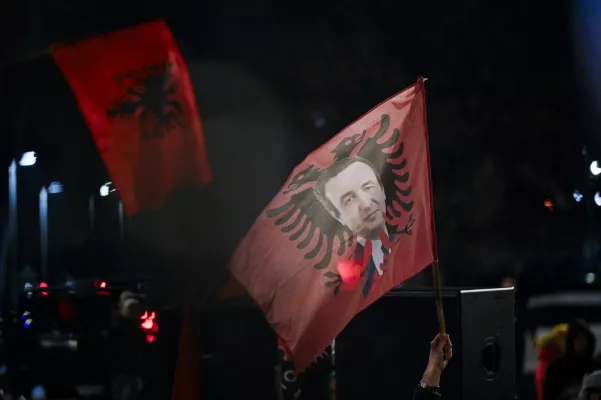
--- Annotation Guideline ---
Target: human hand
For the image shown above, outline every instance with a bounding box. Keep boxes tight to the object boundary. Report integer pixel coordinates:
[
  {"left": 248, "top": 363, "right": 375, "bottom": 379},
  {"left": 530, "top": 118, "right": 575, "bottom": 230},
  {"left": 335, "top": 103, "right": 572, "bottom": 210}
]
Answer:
[{"left": 421, "top": 333, "right": 453, "bottom": 387}]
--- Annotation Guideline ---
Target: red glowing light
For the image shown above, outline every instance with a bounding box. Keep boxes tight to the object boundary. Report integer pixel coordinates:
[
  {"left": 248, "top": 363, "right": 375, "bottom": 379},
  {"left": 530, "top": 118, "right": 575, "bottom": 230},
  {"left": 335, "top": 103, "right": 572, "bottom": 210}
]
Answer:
[
  {"left": 336, "top": 260, "right": 365, "bottom": 291},
  {"left": 140, "top": 310, "right": 155, "bottom": 321},
  {"left": 145, "top": 334, "right": 157, "bottom": 343},
  {"left": 140, "top": 309, "right": 159, "bottom": 333},
  {"left": 141, "top": 319, "right": 154, "bottom": 330},
  {"left": 39, "top": 282, "right": 48, "bottom": 296},
  {"left": 544, "top": 199, "right": 554, "bottom": 211},
  {"left": 99, "top": 281, "right": 107, "bottom": 288}
]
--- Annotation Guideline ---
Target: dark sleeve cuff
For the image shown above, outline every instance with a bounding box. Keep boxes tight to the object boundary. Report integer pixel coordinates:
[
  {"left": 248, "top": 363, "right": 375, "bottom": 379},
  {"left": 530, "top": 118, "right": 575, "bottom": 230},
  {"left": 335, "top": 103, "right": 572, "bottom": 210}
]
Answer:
[{"left": 413, "top": 385, "right": 442, "bottom": 400}]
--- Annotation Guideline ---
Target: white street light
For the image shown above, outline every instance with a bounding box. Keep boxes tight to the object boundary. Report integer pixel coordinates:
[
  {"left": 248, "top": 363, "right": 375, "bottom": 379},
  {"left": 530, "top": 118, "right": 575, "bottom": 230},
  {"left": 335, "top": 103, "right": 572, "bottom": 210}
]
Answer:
[
  {"left": 586, "top": 273, "right": 596, "bottom": 284},
  {"left": 595, "top": 192, "right": 601, "bottom": 206},
  {"left": 591, "top": 161, "right": 601, "bottom": 176},
  {"left": 19, "top": 151, "right": 37, "bottom": 167},
  {"left": 99, "top": 182, "right": 115, "bottom": 197},
  {"left": 99, "top": 184, "right": 109, "bottom": 197},
  {"left": 48, "top": 181, "right": 63, "bottom": 194}
]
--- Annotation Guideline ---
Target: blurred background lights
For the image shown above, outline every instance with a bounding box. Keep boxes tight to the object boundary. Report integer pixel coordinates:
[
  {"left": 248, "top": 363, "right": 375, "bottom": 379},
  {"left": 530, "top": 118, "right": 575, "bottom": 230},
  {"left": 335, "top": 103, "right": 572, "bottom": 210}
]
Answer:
[
  {"left": 595, "top": 192, "right": 601, "bottom": 207},
  {"left": 48, "top": 181, "right": 63, "bottom": 194},
  {"left": 591, "top": 161, "right": 601, "bottom": 176},
  {"left": 19, "top": 151, "right": 37, "bottom": 166},
  {"left": 99, "top": 182, "right": 115, "bottom": 197},
  {"left": 39, "top": 282, "right": 48, "bottom": 296},
  {"left": 573, "top": 190, "right": 583, "bottom": 202},
  {"left": 585, "top": 272, "right": 596, "bottom": 284}
]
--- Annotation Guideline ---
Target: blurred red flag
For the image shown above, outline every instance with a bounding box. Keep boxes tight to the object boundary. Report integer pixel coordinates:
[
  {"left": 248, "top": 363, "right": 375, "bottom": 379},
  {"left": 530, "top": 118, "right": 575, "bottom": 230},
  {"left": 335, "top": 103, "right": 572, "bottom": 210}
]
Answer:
[
  {"left": 52, "top": 20, "right": 212, "bottom": 214},
  {"left": 229, "top": 78, "right": 437, "bottom": 372},
  {"left": 171, "top": 306, "right": 202, "bottom": 400}
]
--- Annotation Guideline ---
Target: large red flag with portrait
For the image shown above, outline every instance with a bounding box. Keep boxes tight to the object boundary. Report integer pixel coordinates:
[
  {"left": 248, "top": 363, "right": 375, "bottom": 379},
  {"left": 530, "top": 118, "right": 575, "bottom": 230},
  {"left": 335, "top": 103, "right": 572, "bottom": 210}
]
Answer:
[
  {"left": 52, "top": 20, "right": 212, "bottom": 214},
  {"left": 229, "top": 78, "right": 437, "bottom": 372}
]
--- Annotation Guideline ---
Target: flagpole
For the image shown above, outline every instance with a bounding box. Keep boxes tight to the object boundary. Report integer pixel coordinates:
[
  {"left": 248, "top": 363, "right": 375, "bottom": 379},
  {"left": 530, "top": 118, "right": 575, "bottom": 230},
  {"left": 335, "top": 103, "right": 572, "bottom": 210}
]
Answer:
[
  {"left": 420, "top": 76, "right": 447, "bottom": 334},
  {"left": 39, "top": 187, "right": 48, "bottom": 280},
  {"left": 432, "top": 261, "right": 446, "bottom": 334}
]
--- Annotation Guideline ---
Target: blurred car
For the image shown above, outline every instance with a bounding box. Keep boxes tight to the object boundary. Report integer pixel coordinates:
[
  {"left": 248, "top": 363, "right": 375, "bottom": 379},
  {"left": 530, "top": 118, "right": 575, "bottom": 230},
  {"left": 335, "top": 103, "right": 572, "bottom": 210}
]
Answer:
[{"left": 3, "top": 280, "right": 157, "bottom": 400}]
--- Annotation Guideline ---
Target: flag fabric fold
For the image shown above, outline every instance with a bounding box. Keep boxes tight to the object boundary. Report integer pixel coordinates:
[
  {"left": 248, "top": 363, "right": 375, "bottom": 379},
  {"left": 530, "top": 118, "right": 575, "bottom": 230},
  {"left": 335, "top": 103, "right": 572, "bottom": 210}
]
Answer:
[
  {"left": 52, "top": 20, "right": 212, "bottom": 215},
  {"left": 229, "top": 78, "right": 436, "bottom": 372},
  {"left": 170, "top": 306, "right": 202, "bottom": 400}
]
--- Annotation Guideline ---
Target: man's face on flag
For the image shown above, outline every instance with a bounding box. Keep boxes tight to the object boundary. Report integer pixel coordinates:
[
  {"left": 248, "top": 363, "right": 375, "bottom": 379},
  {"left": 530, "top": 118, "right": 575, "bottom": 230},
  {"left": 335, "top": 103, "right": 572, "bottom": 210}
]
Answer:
[{"left": 324, "top": 160, "right": 386, "bottom": 239}]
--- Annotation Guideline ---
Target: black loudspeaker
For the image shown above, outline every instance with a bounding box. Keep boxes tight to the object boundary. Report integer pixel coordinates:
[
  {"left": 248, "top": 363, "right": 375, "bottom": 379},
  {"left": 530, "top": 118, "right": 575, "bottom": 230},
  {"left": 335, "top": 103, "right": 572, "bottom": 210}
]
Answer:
[{"left": 336, "top": 288, "right": 514, "bottom": 400}]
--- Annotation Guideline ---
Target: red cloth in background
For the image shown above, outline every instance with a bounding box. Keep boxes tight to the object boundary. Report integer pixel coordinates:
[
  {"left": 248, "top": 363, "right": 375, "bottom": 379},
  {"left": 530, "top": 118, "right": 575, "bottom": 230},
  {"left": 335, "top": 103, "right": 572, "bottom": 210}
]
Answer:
[
  {"left": 52, "top": 20, "right": 212, "bottom": 215},
  {"left": 170, "top": 307, "right": 202, "bottom": 400},
  {"left": 536, "top": 347, "right": 562, "bottom": 400}
]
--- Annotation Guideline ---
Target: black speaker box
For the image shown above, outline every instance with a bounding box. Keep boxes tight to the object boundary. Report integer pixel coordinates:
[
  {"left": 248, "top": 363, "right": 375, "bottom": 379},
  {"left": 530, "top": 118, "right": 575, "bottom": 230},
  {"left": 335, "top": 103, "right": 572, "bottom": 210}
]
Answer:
[{"left": 336, "top": 287, "right": 515, "bottom": 400}]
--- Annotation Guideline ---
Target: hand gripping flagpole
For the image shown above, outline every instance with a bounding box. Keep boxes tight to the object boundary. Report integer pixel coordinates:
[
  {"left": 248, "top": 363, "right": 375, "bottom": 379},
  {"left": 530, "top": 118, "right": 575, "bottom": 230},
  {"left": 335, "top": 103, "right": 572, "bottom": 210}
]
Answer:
[{"left": 420, "top": 76, "right": 446, "bottom": 335}]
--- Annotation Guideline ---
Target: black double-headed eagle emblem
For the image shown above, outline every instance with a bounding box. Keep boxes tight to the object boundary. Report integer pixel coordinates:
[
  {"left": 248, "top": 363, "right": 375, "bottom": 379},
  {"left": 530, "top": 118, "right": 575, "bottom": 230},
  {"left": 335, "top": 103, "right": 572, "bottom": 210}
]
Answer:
[{"left": 107, "top": 70, "right": 184, "bottom": 139}]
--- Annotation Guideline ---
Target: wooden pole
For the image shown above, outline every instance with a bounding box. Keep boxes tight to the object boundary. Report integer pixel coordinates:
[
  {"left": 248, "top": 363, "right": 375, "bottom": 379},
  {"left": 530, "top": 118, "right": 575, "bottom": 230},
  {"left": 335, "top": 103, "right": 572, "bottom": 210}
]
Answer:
[
  {"left": 432, "top": 261, "right": 446, "bottom": 334},
  {"left": 420, "top": 76, "right": 446, "bottom": 335}
]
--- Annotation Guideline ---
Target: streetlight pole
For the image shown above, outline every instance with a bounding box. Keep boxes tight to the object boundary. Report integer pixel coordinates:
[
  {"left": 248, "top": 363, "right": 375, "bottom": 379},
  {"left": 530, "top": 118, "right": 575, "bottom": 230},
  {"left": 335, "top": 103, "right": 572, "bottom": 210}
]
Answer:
[
  {"left": 0, "top": 160, "right": 19, "bottom": 312},
  {"left": 118, "top": 200, "right": 124, "bottom": 246},
  {"left": 8, "top": 160, "right": 18, "bottom": 268},
  {"left": 88, "top": 194, "right": 96, "bottom": 270},
  {"left": 89, "top": 194, "right": 95, "bottom": 235},
  {"left": 0, "top": 161, "right": 18, "bottom": 312},
  {"left": 39, "top": 186, "right": 48, "bottom": 280}
]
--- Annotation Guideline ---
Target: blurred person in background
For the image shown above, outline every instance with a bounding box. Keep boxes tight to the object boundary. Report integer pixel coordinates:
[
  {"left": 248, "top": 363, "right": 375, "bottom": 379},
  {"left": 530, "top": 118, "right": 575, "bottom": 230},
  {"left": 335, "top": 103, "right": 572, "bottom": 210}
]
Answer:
[
  {"left": 579, "top": 369, "right": 601, "bottom": 400},
  {"left": 299, "top": 350, "right": 333, "bottom": 400},
  {"left": 501, "top": 275, "right": 531, "bottom": 395},
  {"left": 108, "top": 291, "right": 147, "bottom": 400},
  {"left": 325, "top": 371, "right": 335, "bottom": 400},
  {"left": 10, "top": 265, "right": 37, "bottom": 309},
  {"left": 543, "top": 320, "right": 601, "bottom": 400},
  {"left": 536, "top": 324, "right": 569, "bottom": 400}
]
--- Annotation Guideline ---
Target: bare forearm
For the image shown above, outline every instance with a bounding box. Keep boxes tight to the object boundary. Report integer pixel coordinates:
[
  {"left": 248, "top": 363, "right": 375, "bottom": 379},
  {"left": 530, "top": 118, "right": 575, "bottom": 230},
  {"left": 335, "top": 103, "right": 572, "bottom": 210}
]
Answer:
[{"left": 421, "top": 367, "right": 442, "bottom": 387}]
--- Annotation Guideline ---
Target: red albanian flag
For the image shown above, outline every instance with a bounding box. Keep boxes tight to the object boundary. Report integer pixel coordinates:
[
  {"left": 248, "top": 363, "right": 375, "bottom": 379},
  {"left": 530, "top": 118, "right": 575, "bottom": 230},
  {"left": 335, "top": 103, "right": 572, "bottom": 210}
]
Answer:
[
  {"left": 52, "top": 20, "right": 212, "bottom": 215},
  {"left": 229, "top": 78, "right": 437, "bottom": 372}
]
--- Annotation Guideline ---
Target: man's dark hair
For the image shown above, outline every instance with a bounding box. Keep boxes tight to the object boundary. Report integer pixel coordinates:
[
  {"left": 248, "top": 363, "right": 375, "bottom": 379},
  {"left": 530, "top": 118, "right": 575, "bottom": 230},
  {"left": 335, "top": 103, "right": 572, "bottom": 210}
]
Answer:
[{"left": 314, "top": 157, "right": 383, "bottom": 220}]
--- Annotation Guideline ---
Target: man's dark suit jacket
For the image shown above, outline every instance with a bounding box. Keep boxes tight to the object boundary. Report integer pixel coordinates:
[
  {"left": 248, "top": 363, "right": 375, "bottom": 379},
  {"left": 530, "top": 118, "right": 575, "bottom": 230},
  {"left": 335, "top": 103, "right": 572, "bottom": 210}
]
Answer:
[{"left": 353, "top": 235, "right": 396, "bottom": 298}]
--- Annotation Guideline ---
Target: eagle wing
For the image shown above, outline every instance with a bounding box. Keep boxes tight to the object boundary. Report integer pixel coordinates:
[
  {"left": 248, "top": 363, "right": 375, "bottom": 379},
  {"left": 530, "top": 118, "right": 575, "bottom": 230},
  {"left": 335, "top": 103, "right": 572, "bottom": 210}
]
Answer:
[
  {"left": 265, "top": 187, "right": 353, "bottom": 270},
  {"left": 107, "top": 99, "right": 142, "bottom": 117},
  {"left": 356, "top": 114, "right": 414, "bottom": 231}
]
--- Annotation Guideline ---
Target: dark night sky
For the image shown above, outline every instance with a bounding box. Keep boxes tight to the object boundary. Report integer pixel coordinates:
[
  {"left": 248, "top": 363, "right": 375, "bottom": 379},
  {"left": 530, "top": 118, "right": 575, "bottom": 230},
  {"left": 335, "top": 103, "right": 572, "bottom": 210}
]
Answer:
[{"left": 0, "top": 0, "right": 598, "bottom": 291}]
